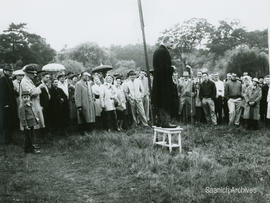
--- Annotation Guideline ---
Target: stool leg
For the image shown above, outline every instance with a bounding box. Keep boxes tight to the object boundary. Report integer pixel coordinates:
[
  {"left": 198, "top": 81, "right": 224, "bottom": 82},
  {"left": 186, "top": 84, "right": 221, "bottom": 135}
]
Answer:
[
  {"left": 153, "top": 130, "right": 157, "bottom": 144},
  {"left": 162, "top": 133, "right": 166, "bottom": 148},
  {"left": 168, "top": 133, "right": 172, "bottom": 153},
  {"left": 179, "top": 133, "right": 182, "bottom": 153}
]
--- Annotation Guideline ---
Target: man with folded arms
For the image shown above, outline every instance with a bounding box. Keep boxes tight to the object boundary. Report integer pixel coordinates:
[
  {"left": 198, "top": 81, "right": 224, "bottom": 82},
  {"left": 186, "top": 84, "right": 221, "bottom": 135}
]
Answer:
[{"left": 224, "top": 73, "right": 242, "bottom": 126}]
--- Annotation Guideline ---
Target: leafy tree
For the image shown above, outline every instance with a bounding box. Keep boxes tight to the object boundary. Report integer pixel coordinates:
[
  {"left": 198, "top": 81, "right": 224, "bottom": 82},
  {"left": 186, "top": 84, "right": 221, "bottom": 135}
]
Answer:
[
  {"left": 56, "top": 42, "right": 116, "bottom": 71},
  {"left": 56, "top": 59, "right": 85, "bottom": 74},
  {"left": 108, "top": 60, "right": 137, "bottom": 77},
  {"left": 245, "top": 29, "right": 268, "bottom": 51},
  {"left": 0, "top": 23, "right": 56, "bottom": 68},
  {"left": 158, "top": 18, "right": 214, "bottom": 66},
  {"left": 110, "top": 44, "right": 155, "bottom": 68},
  {"left": 226, "top": 47, "right": 269, "bottom": 77}
]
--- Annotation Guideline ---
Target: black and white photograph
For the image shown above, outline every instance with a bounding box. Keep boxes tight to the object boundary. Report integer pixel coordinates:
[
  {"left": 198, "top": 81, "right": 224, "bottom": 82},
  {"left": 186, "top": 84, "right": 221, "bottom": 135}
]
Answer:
[{"left": 0, "top": 0, "right": 270, "bottom": 202}]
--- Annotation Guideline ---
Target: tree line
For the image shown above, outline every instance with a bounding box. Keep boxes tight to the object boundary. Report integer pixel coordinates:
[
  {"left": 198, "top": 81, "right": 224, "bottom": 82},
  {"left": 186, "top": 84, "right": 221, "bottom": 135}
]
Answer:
[{"left": 0, "top": 19, "right": 268, "bottom": 77}]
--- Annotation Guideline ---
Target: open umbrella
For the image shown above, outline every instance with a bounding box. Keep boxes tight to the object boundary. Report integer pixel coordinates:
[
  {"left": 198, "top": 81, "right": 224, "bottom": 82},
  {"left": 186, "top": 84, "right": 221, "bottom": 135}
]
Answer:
[
  {"left": 42, "top": 63, "right": 66, "bottom": 72},
  {"left": 13, "top": 69, "right": 25, "bottom": 76},
  {"left": 92, "top": 64, "right": 112, "bottom": 73}
]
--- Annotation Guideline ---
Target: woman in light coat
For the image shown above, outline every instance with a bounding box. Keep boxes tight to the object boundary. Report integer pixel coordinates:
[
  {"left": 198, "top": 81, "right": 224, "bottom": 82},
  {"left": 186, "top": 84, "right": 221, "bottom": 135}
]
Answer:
[
  {"left": 243, "top": 78, "right": 262, "bottom": 130},
  {"left": 100, "top": 75, "right": 119, "bottom": 132},
  {"left": 75, "top": 72, "right": 95, "bottom": 131}
]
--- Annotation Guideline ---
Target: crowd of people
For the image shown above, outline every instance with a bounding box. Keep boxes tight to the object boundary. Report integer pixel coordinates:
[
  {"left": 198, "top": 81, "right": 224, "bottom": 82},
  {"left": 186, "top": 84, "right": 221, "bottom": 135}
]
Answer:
[{"left": 0, "top": 61, "right": 270, "bottom": 153}]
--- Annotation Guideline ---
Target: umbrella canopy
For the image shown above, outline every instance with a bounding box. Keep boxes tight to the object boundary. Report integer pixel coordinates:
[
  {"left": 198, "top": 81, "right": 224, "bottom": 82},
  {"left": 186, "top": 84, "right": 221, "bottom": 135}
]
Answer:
[
  {"left": 42, "top": 63, "right": 66, "bottom": 72},
  {"left": 92, "top": 64, "right": 112, "bottom": 73},
  {"left": 13, "top": 69, "right": 25, "bottom": 76}
]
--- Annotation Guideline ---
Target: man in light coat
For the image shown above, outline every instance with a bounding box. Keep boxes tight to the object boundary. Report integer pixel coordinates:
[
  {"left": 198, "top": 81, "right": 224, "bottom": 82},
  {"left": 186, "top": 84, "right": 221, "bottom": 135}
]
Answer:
[{"left": 75, "top": 72, "right": 95, "bottom": 132}]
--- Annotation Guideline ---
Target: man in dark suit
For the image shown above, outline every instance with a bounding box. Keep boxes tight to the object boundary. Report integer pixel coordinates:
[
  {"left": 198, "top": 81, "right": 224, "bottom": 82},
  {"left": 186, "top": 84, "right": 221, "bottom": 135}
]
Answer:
[
  {"left": 152, "top": 39, "right": 177, "bottom": 128},
  {"left": 39, "top": 72, "right": 51, "bottom": 134},
  {"left": 0, "top": 64, "right": 19, "bottom": 144}
]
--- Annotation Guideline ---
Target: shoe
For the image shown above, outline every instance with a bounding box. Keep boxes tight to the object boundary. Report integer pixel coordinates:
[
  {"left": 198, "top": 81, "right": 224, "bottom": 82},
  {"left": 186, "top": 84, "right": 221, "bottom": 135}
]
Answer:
[
  {"left": 32, "top": 144, "right": 40, "bottom": 149},
  {"left": 32, "top": 149, "right": 41, "bottom": 154},
  {"left": 161, "top": 123, "right": 177, "bottom": 128}
]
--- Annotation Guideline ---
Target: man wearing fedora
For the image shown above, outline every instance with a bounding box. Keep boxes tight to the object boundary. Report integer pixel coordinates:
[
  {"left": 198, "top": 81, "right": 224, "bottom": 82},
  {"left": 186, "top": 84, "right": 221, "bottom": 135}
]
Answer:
[{"left": 0, "top": 64, "right": 19, "bottom": 144}]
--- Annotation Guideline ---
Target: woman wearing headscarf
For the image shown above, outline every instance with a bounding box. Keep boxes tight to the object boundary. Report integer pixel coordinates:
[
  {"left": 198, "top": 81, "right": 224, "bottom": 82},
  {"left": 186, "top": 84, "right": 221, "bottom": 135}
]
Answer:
[{"left": 243, "top": 78, "right": 262, "bottom": 130}]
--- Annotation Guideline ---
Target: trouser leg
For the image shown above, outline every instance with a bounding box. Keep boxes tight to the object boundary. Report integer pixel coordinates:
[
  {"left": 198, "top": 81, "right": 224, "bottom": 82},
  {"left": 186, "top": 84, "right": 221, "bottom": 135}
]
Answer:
[
  {"left": 234, "top": 101, "right": 242, "bottom": 125},
  {"left": 129, "top": 101, "right": 138, "bottom": 125},
  {"left": 228, "top": 99, "right": 236, "bottom": 125},
  {"left": 143, "top": 95, "right": 150, "bottom": 121},
  {"left": 202, "top": 98, "right": 210, "bottom": 124},
  {"left": 24, "top": 128, "right": 33, "bottom": 152},
  {"left": 208, "top": 99, "right": 217, "bottom": 125},
  {"left": 136, "top": 100, "right": 148, "bottom": 126}
]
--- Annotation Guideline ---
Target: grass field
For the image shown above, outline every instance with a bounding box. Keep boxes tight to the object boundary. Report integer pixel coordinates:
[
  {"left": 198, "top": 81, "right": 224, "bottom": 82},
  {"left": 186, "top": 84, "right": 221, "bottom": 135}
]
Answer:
[{"left": 1, "top": 124, "right": 270, "bottom": 203}]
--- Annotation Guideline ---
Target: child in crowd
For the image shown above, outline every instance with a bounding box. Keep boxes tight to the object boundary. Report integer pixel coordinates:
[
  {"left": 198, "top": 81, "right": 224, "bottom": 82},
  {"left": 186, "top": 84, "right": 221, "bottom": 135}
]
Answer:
[{"left": 19, "top": 91, "right": 40, "bottom": 154}]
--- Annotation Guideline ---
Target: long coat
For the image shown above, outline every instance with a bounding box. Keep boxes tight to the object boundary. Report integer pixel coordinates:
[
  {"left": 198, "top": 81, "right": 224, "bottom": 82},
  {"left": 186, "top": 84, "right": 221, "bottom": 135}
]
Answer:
[
  {"left": 20, "top": 76, "right": 45, "bottom": 129},
  {"left": 260, "top": 84, "right": 269, "bottom": 119},
  {"left": 40, "top": 83, "right": 51, "bottom": 128},
  {"left": 267, "top": 87, "right": 270, "bottom": 119},
  {"left": 243, "top": 85, "right": 262, "bottom": 120},
  {"left": 152, "top": 45, "right": 176, "bottom": 113},
  {"left": 68, "top": 84, "right": 77, "bottom": 122},
  {"left": 0, "top": 75, "right": 19, "bottom": 143},
  {"left": 75, "top": 80, "right": 95, "bottom": 124},
  {"left": 49, "top": 86, "right": 69, "bottom": 128}
]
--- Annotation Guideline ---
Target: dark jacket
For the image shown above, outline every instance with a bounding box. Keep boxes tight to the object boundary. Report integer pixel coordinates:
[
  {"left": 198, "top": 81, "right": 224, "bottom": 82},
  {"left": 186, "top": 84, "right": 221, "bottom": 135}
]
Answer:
[
  {"left": 260, "top": 84, "right": 269, "bottom": 117},
  {"left": 40, "top": 84, "right": 51, "bottom": 127},
  {"left": 19, "top": 102, "right": 38, "bottom": 128},
  {"left": 199, "top": 80, "right": 216, "bottom": 100},
  {"left": 49, "top": 86, "right": 69, "bottom": 128},
  {"left": 0, "top": 75, "right": 19, "bottom": 132},
  {"left": 152, "top": 45, "right": 176, "bottom": 113}
]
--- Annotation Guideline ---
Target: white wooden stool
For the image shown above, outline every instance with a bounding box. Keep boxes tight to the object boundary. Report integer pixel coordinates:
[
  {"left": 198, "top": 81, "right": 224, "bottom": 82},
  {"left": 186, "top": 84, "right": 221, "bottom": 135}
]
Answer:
[{"left": 153, "top": 126, "right": 183, "bottom": 153}]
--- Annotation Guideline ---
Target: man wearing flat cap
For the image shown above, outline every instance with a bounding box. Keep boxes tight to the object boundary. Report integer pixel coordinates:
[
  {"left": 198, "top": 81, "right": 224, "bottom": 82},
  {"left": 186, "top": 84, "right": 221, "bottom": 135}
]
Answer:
[
  {"left": 0, "top": 64, "right": 19, "bottom": 144},
  {"left": 20, "top": 64, "right": 45, "bottom": 131},
  {"left": 152, "top": 38, "right": 177, "bottom": 128},
  {"left": 125, "top": 70, "right": 148, "bottom": 127}
]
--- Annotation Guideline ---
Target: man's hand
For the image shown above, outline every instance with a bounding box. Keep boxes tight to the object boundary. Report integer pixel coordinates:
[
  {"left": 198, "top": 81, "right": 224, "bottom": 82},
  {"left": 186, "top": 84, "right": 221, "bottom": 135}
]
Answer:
[
  {"left": 25, "top": 126, "right": 30, "bottom": 130},
  {"left": 4, "top": 105, "right": 9, "bottom": 108}
]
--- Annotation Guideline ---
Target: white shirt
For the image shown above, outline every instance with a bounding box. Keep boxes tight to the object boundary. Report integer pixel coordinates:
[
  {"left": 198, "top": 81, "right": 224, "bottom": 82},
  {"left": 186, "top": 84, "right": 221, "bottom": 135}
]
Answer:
[
  {"left": 58, "top": 81, "right": 69, "bottom": 98},
  {"left": 125, "top": 78, "right": 144, "bottom": 100},
  {"left": 140, "top": 76, "right": 149, "bottom": 96},
  {"left": 215, "top": 80, "right": 224, "bottom": 97},
  {"left": 100, "top": 83, "right": 117, "bottom": 111}
]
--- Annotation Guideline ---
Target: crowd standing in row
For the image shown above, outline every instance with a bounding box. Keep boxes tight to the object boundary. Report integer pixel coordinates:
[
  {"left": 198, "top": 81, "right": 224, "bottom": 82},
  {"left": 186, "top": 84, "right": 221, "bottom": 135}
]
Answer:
[{"left": 1, "top": 62, "right": 270, "bottom": 153}]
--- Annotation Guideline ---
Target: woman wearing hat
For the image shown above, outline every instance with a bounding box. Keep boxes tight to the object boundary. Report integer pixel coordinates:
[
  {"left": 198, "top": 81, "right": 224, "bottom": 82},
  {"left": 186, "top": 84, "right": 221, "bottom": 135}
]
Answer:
[{"left": 243, "top": 78, "right": 262, "bottom": 130}]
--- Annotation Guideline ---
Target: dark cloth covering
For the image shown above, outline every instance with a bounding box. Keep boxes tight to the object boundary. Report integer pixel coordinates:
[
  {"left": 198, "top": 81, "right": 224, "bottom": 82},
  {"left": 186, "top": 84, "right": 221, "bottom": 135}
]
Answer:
[
  {"left": 0, "top": 75, "right": 19, "bottom": 144},
  {"left": 260, "top": 84, "right": 269, "bottom": 121},
  {"left": 152, "top": 45, "right": 175, "bottom": 114},
  {"left": 40, "top": 86, "right": 51, "bottom": 128},
  {"left": 49, "top": 87, "right": 69, "bottom": 129}
]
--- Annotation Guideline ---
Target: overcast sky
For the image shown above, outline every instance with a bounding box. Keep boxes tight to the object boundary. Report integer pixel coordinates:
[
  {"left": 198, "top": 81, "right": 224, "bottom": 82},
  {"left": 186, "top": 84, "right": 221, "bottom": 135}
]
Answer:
[{"left": 0, "top": 0, "right": 269, "bottom": 51}]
